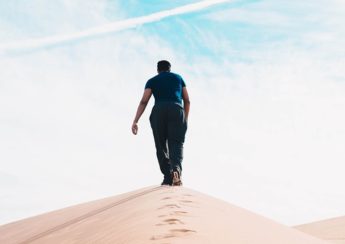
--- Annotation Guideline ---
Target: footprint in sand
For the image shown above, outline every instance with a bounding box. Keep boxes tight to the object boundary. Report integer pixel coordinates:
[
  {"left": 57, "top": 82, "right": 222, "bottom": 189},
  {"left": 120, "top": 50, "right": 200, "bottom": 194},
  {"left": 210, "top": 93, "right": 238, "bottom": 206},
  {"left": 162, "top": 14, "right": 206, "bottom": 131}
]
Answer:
[
  {"left": 158, "top": 204, "right": 181, "bottom": 210},
  {"left": 164, "top": 218, "right": 185, "bottom": 225},
  {"left": 150, "top": 229, "right": 197, "bottom": 240},
  {"left": 161, "top": 197, "right": 172, "bottom": 200},
  {"left": 172, "top": 210, "right": 188, "bottom": 216},
  {"left": 156, "top": 218, "right": 185, "bottom": 226},
  {"left": 157, "top": 211, "right": 189, "bottom": 220},
  {"left": 179, "top": 200, "right": 193, "bottom": 203},
  {"left": 178, "top": 199, "right": 200, "bottom": 208}
]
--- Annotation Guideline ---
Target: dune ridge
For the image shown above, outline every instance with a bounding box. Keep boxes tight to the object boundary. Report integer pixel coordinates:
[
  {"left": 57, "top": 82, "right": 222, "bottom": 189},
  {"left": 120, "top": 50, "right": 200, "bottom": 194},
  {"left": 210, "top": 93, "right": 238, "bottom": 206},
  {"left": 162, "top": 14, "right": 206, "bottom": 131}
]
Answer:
[
  {"left": 295, "top": 216, "right": 345, "bottom": 244},
  {"left": 0, "top": 186, "right": 330, "bottom": 244}
]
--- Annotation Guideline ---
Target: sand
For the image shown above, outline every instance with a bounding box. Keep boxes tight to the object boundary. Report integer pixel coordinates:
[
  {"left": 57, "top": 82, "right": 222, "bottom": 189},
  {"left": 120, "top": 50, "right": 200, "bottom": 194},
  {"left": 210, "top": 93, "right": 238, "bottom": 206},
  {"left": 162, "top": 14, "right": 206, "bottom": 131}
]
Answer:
[
  {"left": 295, "top": 216, "right": 345, "bottom": 243},
  {"left": 0, "top": 186, "right": 330, "bottom": 244}
]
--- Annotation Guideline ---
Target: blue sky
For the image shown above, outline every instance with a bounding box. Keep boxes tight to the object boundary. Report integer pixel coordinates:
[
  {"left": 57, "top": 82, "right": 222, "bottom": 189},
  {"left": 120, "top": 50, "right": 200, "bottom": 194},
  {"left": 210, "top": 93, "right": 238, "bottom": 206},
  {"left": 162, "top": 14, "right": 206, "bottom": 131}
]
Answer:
[{"left": 0, "top": 0, "right": 345, "bottom": 226}]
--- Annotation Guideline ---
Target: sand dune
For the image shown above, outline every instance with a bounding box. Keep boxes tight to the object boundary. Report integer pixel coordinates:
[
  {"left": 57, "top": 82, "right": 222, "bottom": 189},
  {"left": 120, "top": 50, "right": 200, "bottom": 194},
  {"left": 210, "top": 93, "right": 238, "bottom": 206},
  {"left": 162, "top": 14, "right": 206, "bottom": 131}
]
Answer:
[
  {"left": 0, "top": 186, "right": 330, "bottom": 244},
  {"left": 295, "top": 216, "right": 345, "bottom": 244}
]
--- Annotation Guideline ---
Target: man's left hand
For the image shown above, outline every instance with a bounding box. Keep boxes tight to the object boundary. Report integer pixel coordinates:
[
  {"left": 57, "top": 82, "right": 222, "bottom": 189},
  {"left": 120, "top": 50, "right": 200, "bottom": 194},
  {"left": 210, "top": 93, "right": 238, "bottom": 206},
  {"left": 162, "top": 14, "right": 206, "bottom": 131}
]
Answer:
[{"left": 132, "top": 122, "right": 138, "bottom": 135}]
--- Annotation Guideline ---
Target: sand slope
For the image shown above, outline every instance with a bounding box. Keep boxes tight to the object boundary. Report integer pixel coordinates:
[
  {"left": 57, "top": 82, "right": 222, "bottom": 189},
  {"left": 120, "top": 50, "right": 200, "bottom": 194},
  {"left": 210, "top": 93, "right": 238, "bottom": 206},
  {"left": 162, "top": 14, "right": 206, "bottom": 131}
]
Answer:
[
  {"left": 0, "top": 186, "right": 329, "bottom": 244},
  {"left": 295, "top": 216, "right": 345, "bottom": 244}
]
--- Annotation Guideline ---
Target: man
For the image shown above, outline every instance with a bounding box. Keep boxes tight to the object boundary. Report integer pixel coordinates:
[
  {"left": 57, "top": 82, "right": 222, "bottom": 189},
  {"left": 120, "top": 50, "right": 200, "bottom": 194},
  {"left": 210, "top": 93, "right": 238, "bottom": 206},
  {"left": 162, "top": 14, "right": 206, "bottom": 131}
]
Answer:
[{"left": 131, "top": 60, "right": 190, "bottom": 186}]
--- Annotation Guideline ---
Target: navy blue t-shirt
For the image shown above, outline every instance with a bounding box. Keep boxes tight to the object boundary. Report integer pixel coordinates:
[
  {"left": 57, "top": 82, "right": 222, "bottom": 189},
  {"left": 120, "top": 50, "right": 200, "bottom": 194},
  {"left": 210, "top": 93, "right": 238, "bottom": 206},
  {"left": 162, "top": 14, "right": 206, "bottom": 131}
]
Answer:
[{"left": 145, "top": 72, "right": 186, "bottom": 106}]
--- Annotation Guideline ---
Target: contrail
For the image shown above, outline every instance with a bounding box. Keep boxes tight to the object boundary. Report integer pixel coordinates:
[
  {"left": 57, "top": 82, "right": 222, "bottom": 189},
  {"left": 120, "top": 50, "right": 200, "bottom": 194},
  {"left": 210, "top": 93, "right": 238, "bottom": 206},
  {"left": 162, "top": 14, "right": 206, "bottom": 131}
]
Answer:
[{"left": 0, "top": 0, "right": 231, "bottom": 53}]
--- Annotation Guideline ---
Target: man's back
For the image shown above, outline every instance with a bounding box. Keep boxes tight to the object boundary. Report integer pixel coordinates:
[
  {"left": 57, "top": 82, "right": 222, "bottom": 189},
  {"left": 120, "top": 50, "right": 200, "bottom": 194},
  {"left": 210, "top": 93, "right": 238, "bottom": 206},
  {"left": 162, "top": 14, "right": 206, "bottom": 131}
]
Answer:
[{"left": 145, "top": 72, "right": 186, "bottom": 106}]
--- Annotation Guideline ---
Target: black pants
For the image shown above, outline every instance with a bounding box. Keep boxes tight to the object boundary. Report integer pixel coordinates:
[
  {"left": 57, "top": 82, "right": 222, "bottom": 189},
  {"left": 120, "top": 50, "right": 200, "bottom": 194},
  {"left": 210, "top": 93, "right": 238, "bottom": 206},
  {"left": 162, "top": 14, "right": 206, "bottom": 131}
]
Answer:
[{"left": 149, "top": 103, "right": 187, "bottom": 178}]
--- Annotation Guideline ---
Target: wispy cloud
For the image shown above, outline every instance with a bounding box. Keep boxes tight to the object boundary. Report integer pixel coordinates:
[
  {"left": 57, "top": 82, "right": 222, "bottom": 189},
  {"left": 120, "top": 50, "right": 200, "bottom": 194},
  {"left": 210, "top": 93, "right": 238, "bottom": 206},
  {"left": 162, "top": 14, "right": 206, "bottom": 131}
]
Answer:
[{"left": 0, "top": 0, "right": 231, "bottom": 53}]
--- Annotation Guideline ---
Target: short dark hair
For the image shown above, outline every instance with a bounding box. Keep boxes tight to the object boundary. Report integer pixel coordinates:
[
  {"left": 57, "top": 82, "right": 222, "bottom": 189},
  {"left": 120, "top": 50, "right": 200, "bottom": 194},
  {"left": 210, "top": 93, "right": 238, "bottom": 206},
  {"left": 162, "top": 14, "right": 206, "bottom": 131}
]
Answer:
[{"left": 157, "top": 60, "right": 171, "bottom": 72}]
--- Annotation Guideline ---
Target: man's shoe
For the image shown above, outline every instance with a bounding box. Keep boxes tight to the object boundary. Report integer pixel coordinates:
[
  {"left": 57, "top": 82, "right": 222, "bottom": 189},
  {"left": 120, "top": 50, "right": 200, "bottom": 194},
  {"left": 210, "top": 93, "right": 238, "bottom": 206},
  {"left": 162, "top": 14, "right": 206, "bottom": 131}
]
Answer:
[
  {"left": 171, "top": 170, "right": 182, "bottom": 186},
  {"left": 161, "top": 176, "right": 172, "bottom": 186}
]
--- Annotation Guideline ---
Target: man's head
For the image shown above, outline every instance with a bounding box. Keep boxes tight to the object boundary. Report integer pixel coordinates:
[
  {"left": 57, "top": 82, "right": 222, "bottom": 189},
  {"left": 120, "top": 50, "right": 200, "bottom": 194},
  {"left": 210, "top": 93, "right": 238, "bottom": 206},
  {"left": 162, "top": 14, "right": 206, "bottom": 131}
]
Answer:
[{"left": 157, "top": 60, "right": 171, "bottom": 73}]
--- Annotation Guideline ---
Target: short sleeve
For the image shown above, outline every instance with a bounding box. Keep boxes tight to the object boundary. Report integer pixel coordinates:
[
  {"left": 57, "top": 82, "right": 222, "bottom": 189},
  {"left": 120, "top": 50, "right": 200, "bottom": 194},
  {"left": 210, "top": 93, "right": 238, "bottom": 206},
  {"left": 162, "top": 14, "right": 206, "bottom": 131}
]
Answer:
[
  {"left": 145, "top": 79, "right": 152, "bottom": 89},
  {"left": 181, "top": 76, "right": 186, "bottom": 87}
]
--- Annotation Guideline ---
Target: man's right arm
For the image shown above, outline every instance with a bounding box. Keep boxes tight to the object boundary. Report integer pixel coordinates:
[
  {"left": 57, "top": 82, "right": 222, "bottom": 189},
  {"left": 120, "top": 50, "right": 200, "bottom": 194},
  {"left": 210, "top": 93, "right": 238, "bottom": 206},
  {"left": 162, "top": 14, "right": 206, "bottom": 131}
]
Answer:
[
  {"left": 182, "top": 87, "right": 190, "bottom": 121},
  {"left": 131, "top": 88, "right": 152, "bottom": 135}
]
